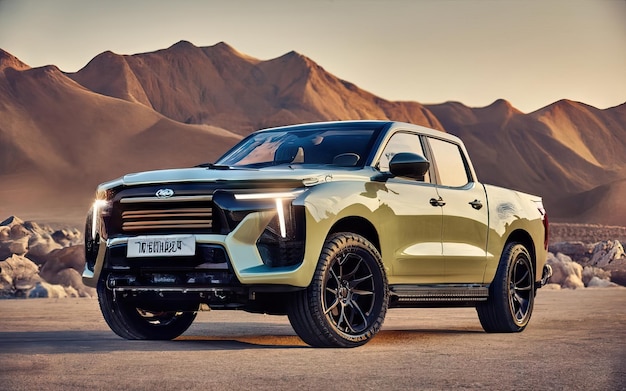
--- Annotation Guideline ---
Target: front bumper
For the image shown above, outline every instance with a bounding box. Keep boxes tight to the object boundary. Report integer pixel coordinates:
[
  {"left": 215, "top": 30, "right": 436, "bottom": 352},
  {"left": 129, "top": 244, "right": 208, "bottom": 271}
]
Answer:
[{"left": 83, "top": 209, "right": 315, "bottom": 290}]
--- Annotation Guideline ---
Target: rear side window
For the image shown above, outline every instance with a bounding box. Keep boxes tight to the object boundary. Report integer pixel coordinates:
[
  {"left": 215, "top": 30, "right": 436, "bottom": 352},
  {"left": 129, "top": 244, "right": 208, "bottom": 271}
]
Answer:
[{"left": 428, "top": 137, "right": 470, "bottom": 187}]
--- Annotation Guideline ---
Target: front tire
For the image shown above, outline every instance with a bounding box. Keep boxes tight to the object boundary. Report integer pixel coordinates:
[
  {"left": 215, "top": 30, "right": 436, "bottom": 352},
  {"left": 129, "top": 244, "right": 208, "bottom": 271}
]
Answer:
[
  {"left": 97, "top": 278, "right": 197, "bottom": 340},
  {"left": 288, "top": 233, "right": 389, "bottom": 348},
  {"left": 477, "top": 242, "right": 535, "bottom": 332}
]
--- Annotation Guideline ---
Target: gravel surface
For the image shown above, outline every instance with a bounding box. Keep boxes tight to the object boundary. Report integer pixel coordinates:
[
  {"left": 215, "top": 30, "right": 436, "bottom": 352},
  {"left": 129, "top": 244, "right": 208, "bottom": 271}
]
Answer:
[{"left": 0, "top": 288, "right": 625, "bottom": 390}]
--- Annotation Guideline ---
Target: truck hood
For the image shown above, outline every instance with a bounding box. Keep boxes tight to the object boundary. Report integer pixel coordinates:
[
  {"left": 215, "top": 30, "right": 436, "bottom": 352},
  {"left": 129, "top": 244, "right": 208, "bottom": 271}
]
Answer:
[{"left": 97, "top": 166, "right": 376, "bottom": 192}]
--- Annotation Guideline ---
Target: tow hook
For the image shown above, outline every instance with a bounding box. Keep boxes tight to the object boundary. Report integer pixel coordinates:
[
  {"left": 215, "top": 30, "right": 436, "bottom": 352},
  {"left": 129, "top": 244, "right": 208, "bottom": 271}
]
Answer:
[{"left": 540, "top": 264, "right": 553, "bottom": 287}]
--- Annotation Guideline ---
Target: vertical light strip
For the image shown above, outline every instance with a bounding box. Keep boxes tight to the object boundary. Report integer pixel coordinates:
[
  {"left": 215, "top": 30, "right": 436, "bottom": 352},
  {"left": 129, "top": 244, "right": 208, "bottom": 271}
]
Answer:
[
  {"left": 91, "top": 202, "right": 99, "bottom": 239},
  {"left": 91, "top": 200, "right": 108, "bottom": 240},
  {"left": 275, "top": 199, "right": 287, "bottom": 238}
]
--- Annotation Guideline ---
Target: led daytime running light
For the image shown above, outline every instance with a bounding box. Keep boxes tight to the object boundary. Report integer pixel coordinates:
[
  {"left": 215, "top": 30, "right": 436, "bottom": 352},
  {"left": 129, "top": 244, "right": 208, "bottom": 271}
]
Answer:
[
  {"left": 91, "top": 199, "right": 108, "bottom": 239},
  {"left": 234, "top": 190, "right": 305, "bottom": 200},
  {"left": 275, "top": 199, "right": 287, "bottom": 237},
  {"left": 234, "top": 190, "right": 304, "bottom": 238}
]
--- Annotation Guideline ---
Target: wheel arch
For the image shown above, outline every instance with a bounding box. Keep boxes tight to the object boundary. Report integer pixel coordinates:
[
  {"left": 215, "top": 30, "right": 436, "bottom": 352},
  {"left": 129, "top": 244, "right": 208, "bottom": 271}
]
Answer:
[
  {"left": 504, "top": 229, "right": 537, "bottom": 273},
  {"left": 328, "top": 216, "right": 381, "bottom": 253}
]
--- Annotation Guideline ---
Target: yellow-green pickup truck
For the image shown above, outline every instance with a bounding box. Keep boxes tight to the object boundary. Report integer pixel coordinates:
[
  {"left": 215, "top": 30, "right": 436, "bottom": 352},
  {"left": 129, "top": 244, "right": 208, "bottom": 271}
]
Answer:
[{"left": 84, "top": 120, "right": 551, "bottom": 347}]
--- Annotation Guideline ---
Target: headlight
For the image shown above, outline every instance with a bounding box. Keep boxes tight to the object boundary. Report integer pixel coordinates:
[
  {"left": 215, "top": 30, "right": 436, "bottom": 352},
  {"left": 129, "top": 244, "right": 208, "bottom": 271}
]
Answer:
[
  {"left": 218, "top": 189, "right": 306, "bottom": 268},
  {"left": 233, "top": 190, "right": 305, "bottom": 238},
  {"left": 85, "top": 198, "right": 110, "bottom": 272},
  {"left": 91, "top": 199, "right": 110, "bottom": 239}
]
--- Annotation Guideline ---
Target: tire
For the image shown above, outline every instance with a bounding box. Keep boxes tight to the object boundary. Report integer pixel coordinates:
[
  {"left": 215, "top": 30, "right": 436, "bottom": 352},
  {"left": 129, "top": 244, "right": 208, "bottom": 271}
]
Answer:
[
  {"left": 288, "top": 233, "right": 389, "bottom": 348},
  {"left": 477, "top": 242, "right": 535, "bottom": 333},
  {"left": 97, "top": 278, "right": 197, "bottom": 340}
]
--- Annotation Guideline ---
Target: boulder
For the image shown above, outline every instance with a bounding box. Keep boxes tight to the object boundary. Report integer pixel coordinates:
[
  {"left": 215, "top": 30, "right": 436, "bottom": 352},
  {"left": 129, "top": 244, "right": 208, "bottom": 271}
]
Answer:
[
  {"left": 0, "top": 254, "right": 42, "bottom": 298},
  {"left": 26, "top": 231, "right": 62, "bottom": 264},
  {"left": 39, "top": 245, "right": 94, "bottom": 297},
  {"left": 581, "top": 266, "right": 612, "bottom": 286},
  {"left": 589, "top": 240, "right": 625, "bottom": 267},
  {"left": 548, "top": 241, "right": 591, "bottom": 263},
  {"left": 0, "top": 218, "right": 31, "bottom": 259},
  {"left": 27, "top": 281, "right": 80, "bottom": 298},
  {"left": 546, "top": 253, "right": 584, "bottom": 289},
  {"left": 0, "top": 216, "right": 95, "bottom": 298},
  {"left": 602, "top": 259, "right": 626, "bottom": 287},
  {"left": 51, "top": 228, "right": 82, "bottom": 247},
  {"left": 586, "top": 276, "right": 619, "bottom": 288}
]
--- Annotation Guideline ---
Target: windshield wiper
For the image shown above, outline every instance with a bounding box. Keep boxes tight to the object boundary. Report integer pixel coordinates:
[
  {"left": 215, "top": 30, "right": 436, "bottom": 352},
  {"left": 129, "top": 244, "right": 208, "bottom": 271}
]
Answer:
[{"left": 195, "top": 163, "right": 231, "bottom": 170}]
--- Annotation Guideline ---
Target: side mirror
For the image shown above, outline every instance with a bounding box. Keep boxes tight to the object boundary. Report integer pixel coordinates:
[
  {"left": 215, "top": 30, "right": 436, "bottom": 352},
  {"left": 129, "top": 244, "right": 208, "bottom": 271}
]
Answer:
[{"left": 389, "top": 152, "right": 430, "bottom": 180}]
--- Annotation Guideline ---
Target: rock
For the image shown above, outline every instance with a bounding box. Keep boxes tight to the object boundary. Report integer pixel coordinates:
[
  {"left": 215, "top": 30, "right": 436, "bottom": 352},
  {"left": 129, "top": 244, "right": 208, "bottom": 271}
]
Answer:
[
  {"left": 582, "top": 266, "right": 612, "bottom": 286},
  {"left": 38, "top": 246, "right": 86, "bottom": 277},
  {"left": 0, "top": 254, "right": 42, "bottom": 298},
  {"left": 27, "top": 281, "right": 80, "bottom": 298},
  {"left": 548, "top": 241, "right": 591, "bottom": 263},
  {"left": 0, "top": 215, "right": 25, "bottom": 227},
  {"left": 604, "top": 263, "right": 626, "bottom": 287},
  {"left": 546, "top": 253, "right": 585, "bottom": 289},
  {"left": 39, "top": 246, "right": 94, "bottom": 297},
  {"left": 51, "top": 228, "right": 82, "bottom": 247},
  {"left": 544, "top": 239, "right": 626, "bottom": 288},
  {"left": 0, "top": 216, "right": 94, "bottom": 298},
  {"left": 0, "top": 219, "right": 31, "bottom": 259},
  {"left": 589, "top": 240, "right": 625, "bottom": 267},
  {"left": 27, "top": 232, "right": 63, "bottom": 264},
  {"left": 586, "top": 276, "right": 619, "bottom": 288},
  {"left": 0, "top": 215, "right": 81, "bottom": 264},
  {"left": 0, "top": 253, "right": 92, "bottom": 298}
]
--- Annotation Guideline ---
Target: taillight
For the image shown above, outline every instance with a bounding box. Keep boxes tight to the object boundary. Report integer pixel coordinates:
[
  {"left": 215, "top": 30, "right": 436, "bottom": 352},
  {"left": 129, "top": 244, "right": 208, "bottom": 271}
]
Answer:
[
  {"left": 534, "top": 200, "right": 549, "bottom": 249},
  {"left": 542, "top": 212, "right": 549, "bottom": 249}
]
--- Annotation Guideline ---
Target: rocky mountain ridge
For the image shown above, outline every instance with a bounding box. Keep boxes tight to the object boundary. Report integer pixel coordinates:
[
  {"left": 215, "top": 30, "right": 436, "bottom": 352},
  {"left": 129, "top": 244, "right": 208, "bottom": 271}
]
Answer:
[{"left": 0, "top": 42, "right": 625, "bottom": 227}]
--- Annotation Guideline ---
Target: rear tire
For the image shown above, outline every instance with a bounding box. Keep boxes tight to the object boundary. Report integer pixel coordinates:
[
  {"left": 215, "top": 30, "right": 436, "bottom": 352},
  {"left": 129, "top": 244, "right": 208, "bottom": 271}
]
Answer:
[
  {"left": 477, "top": 242, "right": 535, "bottom": 332},
  {"left": 97, "top": 278, "right": 197, "bottom": 340},
  {"left": 288, "top": 233, "right": 389, "bottom": 347}
]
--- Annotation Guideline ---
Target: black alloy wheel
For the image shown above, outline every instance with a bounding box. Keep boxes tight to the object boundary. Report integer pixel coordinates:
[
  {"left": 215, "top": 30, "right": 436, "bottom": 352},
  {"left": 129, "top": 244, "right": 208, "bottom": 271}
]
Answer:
[
  {"left": 288, "top": 232, "right": 389, "bottom": 348},
  {"left": 477, "top": 242, "right": 535, "bottom": 332}
]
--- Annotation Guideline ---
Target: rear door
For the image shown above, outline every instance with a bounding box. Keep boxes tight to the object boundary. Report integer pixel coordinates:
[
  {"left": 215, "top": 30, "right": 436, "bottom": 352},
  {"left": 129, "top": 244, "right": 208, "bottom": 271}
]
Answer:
[{"left": 426, "top": 137, "right": 489, "bottom": 283}]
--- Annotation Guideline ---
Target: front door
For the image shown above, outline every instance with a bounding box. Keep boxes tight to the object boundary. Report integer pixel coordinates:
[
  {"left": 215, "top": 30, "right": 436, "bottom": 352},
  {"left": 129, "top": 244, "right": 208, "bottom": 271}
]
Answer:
[{"left": 376, "top": 131, "right": 445, "bottom": 284}]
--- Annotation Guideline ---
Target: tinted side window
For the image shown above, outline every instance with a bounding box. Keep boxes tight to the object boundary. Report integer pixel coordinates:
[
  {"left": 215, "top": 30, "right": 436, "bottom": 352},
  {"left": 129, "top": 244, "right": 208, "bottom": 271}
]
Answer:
[
  {"left": 379, "top": 132, "right": 429, "bottom": 182},
  {"left": 428, "top": 138, "right": 469, "bottom": 187}
]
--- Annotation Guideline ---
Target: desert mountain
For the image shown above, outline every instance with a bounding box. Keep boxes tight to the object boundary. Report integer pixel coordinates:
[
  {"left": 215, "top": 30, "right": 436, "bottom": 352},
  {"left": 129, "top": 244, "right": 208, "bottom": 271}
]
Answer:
[
  {"left": 0, "top": 48, "right": 240, "bottom": 223},
  {"left": 0, "top": 42, "right": 625, "bottom": 226},
  {"left": 68, "top": 41, "right": 443, "bottom": 135},
  {"left": 426, "top": 99, "right": 626, "bottom": 196}
]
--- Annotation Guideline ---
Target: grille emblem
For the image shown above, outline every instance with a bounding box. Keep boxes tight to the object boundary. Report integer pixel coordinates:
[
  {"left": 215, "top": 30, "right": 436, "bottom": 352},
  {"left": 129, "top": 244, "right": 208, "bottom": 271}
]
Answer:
[{"left": 155, "top": 188, "right": 174, "bottom": 199}]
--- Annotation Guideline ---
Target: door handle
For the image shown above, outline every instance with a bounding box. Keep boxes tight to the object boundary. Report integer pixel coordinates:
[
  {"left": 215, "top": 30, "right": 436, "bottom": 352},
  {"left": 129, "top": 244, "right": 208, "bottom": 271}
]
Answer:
[
  {"left": 430, "top": 197, "right": 446, "bottom": 207},
  {"left": 469, "top": 199, "right": 483, "bottom": 210}
]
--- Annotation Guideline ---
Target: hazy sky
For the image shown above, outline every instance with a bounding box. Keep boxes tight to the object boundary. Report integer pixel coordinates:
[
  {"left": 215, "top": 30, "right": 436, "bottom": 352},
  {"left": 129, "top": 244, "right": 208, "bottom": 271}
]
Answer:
[{"left": 0, "top": 0, "right": 624, "bottom": 113}]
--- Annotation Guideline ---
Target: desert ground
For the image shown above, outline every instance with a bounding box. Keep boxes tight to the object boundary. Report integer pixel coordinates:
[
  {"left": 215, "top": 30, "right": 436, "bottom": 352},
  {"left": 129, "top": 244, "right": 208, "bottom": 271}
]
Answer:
[{"left": 0, "top": 288, "right": 624, "bottom": 390}]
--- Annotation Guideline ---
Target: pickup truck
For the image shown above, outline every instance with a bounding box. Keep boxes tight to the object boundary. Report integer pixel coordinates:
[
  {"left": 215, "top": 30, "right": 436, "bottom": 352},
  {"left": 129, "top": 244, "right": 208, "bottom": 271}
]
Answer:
[{"left": 83, "top": 120, "right": 551, "bottom": 347}]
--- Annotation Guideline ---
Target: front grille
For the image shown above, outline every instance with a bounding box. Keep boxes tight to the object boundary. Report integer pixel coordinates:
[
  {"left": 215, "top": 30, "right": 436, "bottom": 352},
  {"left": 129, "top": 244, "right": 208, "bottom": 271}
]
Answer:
[
  {"left": 122, "top": 207, "right": 213, "bottom": 232},
  {"left": 114, "top": 200, "right": 216, "bottom": 235}
]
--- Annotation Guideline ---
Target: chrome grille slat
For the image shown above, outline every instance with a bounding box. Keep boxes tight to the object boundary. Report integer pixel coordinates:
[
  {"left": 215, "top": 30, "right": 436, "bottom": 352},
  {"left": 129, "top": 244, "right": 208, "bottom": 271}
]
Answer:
[
  {"left": 120, "top": 204, "right": 213, "bottom": 233},
  {"left": 120, "top": 195, "right": 213, "bottom": 203},
  {"left": 123, "top": 223, "right": 213, "bottom": 231}
]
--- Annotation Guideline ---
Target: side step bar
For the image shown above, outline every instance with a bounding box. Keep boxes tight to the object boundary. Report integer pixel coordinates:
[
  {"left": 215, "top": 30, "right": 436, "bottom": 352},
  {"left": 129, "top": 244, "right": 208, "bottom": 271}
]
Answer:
[{"left": 389, "top": 285, "right": 489, "bottom": 308}]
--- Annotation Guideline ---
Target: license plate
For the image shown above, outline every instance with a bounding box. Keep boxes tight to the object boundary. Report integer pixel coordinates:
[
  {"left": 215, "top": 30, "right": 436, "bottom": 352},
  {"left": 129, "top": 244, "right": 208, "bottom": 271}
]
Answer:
[{"left": 127, "top": 235, "right": 196, "bottom": 258}]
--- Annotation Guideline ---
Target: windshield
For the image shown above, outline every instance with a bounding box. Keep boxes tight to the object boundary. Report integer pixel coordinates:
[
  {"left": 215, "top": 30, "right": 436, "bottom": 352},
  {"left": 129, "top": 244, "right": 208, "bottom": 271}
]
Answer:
[{"left": 216, "top": 127, "right": 381, "bottom": 168}]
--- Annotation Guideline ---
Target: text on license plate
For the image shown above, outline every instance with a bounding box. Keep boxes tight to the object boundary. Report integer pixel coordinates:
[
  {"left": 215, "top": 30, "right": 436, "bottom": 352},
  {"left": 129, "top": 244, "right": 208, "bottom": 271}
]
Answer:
[{"left": 127, "top": 235, "right": 196, "bottom": 258}]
